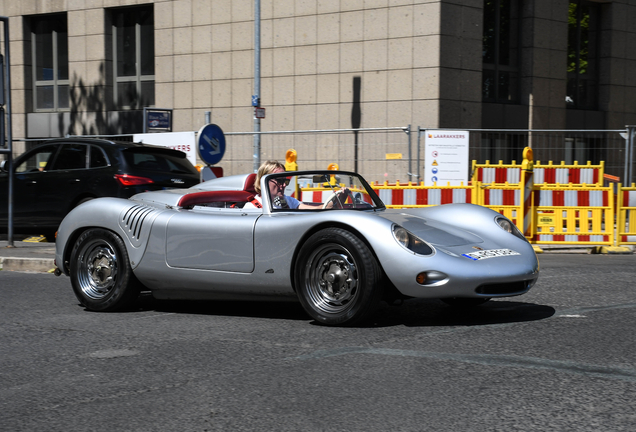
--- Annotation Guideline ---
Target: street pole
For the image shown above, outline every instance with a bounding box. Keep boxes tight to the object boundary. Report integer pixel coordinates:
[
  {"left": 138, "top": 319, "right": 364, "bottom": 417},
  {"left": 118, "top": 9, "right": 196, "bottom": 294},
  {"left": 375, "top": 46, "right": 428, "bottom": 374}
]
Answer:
[
  {"left": 253, "top": 0, "right": 261, "bottom": 172},
  {"left": 625, "top": 126, "right": 635, "bottom": 186},
  {"left": 0, "top": 17, "right": 13, "bottom": 247},
  {"left": 629, "top": 126, "right": 635, "bottom": 185}
]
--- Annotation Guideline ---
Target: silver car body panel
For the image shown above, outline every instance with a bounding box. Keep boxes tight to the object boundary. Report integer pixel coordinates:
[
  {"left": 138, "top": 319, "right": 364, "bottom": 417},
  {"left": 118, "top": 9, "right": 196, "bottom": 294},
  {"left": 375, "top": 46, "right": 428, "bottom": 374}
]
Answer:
[{"left": 56, "top": 170, "right": 539, "bottom": 302}]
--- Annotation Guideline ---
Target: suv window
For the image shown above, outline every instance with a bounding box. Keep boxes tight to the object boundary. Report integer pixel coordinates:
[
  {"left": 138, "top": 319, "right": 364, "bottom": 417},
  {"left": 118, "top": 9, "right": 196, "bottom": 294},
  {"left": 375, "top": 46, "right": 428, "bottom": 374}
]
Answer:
[
  {"left": 50, "top": 143, "right": 87, "bottom": 170},
  {"left": 16, "top": 145, "right": 59, "bottom": 173},
  {"left": 90, "top": 145, "right": 109, "bottom": 168}
]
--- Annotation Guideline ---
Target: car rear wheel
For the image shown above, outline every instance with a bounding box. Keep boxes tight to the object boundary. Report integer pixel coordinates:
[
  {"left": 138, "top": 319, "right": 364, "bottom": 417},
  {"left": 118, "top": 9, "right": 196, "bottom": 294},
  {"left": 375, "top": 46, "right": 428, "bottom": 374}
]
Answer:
[
  {"left": 441, "top": 297, "right": 491, "bottom": 307},
  {"left": 69, "top": 228, "right": 141, "bottom": 311},
  {"left": 295, "top": 228, "right": 383, "bottom": 326}
]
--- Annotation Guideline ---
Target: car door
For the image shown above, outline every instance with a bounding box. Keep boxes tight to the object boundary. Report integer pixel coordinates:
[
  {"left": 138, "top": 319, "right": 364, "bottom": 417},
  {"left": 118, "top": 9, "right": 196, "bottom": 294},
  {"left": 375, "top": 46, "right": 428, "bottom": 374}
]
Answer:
[
  {"left": 0, "top": 144, "right": 60, "bottom": 229},
  {"left": 165, "top": 209, "right": 259, "bottom": 273},
  {"left": 33, "top": 143, "right": 89, "bottom": 228}
]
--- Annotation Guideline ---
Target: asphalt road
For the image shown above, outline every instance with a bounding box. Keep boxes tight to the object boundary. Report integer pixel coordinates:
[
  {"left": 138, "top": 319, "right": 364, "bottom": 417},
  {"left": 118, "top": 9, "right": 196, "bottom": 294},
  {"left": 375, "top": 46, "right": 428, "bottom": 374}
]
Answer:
[{"left": 1, "top": 254, "right": 635, "bottom": 432}]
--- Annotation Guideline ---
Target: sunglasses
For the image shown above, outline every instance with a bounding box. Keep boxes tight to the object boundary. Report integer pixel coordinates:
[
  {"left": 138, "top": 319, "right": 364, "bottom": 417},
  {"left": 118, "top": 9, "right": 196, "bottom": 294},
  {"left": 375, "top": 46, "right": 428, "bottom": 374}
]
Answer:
[{"left": 270, "top": 178, "right": 290, "bottom": 187}]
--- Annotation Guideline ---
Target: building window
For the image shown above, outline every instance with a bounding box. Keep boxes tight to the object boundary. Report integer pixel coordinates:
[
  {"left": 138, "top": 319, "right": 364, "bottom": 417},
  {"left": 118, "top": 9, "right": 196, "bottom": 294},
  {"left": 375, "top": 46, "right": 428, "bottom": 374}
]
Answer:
[
  {"left": 112, "top": 6, "right": 155, "bottom": 109},
  {"left": 566, "top": 0, "right": 599, "bottom": 110},
  {"left": 31, "top": 15, "right": 69, "bottom": 111},
  {"left": 482, "top": 0, "right": 520, "bottom": 103}
]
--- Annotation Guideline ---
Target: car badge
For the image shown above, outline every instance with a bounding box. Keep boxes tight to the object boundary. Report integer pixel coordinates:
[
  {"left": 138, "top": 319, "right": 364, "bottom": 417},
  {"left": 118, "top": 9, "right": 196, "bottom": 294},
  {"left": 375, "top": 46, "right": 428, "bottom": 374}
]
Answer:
[
  {"left": 472, "top": 246, "right": 483, "bottom": 250},
  {"left": 171, "top": 178, "right": 185, "bottom": 184}
]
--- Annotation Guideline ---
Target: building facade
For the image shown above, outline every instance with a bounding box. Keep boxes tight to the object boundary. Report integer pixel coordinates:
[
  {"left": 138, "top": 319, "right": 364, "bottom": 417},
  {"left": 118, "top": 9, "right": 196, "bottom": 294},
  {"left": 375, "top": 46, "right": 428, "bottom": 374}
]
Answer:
[{"left": 0, "top": 0, "right": 635, "bottom": 177}]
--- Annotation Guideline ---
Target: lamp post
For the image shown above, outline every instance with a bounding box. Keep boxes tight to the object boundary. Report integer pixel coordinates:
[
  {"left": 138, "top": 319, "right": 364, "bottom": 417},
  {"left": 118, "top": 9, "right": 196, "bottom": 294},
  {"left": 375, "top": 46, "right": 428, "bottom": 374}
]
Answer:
[{"left": 253, "top": 0, "right": 261, "bottom": 172}]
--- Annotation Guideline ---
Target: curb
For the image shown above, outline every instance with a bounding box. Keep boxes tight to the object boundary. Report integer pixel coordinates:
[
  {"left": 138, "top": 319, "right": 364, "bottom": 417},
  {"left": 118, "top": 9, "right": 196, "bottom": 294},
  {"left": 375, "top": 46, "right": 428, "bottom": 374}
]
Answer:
[
  {"left": 593, "top": 246, "right": 634, "bottom": 254},
  {"left": 0, "top": 257, "right": 56, "bottom": 273}
]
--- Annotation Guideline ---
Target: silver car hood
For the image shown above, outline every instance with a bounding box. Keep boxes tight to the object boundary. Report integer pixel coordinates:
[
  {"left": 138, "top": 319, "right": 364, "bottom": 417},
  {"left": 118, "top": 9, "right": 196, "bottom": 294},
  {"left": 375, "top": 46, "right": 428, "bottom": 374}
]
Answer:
[{"left": 377, "top": 211, "right": 483, "bottom": 246}]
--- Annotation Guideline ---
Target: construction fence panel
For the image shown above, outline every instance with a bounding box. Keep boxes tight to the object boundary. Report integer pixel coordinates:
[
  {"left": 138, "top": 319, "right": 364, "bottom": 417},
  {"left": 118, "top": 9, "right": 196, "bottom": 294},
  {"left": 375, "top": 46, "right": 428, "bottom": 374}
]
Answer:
[
  {"left": 617, "top": 184, "right": 636, "bottom": 246},
  {"left": 369, "top": 181, "right": 473, "bottom": 208},
  {"left": 477, "top": 183, "right": 523, "bottom": 229},
  {"left": 472, "top": 160, "right": 605, "bottom": 186},
  {"left": 533, "top": 185, "right": 614, "bottom": 245}
]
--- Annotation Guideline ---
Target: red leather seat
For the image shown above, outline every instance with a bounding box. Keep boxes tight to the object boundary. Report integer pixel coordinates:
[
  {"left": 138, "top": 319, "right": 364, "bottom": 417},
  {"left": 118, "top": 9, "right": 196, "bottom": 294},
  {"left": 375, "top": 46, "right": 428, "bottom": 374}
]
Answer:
[
  {"left": 243, "top": 173, "right": 257, "bottom": 194},
  {"left": 177, "top": 190, "right": 253, "bottom": 208}
]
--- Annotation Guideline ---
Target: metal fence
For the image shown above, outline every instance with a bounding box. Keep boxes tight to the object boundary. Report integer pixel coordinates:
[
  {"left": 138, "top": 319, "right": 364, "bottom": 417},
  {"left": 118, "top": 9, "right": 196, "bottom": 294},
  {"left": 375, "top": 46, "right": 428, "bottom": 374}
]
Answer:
[
  {"left": 222, "top": 126, "right": 636, "bottom": 185},
  {"left": 220, "top": 127, "right": 411, "bottom": 183},
  {"left": 417, "top": 128, "right": 634, "bottom": 186},
  {"left": 4, "top": 126, "right": 635, "bottom": 186}
]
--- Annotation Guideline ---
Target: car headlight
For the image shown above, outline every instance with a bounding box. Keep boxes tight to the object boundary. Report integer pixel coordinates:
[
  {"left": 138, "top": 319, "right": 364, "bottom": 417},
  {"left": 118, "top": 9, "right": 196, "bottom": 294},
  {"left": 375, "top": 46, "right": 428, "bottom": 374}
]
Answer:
[
  {"left": 496, "top": 216, "right": 526, "bottom": 240},
  {"left": 392, "top": 225, "right": 433, "bottom": 255}
]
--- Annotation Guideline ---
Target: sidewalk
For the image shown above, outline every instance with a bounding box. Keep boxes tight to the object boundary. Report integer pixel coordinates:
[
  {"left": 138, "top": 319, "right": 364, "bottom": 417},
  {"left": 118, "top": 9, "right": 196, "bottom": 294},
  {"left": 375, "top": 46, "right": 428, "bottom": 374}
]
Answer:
[{"left": 0, "top": 236, "right": 57, "bottom": 272}]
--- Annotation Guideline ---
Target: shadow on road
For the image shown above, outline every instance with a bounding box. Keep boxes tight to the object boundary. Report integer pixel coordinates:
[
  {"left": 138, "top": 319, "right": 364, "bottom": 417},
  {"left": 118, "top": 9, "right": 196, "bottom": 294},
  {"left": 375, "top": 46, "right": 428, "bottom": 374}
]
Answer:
[
  {"left": 370, "top": 299, "right": 556, "bottom": 328},
  {"left": 136, "top": 293, "right": 310, "bottom": 322},
  {"left": 133, "top": 293, "right": 555, "bottom": 328}
]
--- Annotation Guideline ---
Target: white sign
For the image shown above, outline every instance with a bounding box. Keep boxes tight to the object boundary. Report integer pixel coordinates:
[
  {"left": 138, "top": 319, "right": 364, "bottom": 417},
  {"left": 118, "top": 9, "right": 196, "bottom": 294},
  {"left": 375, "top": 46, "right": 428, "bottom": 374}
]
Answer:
[
  {"left": 133, "top": 131, "right": 197, "bottom": 166},
  {"left": 423, "top": 130, "right": 469, "bottom": 186}
]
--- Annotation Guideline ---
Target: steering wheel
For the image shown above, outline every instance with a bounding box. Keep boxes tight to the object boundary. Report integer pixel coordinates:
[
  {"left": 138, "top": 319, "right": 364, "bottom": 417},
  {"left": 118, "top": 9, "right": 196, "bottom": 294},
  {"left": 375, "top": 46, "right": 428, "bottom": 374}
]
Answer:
[{"left": 322, "top": 189, "right": 351, "bottom": 209}]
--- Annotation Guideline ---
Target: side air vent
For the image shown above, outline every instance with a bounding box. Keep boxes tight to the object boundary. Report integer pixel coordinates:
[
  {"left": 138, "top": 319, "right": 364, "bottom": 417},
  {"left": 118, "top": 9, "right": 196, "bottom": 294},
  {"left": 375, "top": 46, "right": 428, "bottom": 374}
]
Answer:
[{"left": 120, "top": 205, "right": 157, "bottom": 246}]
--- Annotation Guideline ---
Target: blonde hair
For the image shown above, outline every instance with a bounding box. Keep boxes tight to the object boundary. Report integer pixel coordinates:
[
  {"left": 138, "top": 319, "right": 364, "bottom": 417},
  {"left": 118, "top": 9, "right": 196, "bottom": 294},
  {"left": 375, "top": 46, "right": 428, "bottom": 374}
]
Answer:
[{"left": 254, "top": 160, "right": 285, "bottom": 194}]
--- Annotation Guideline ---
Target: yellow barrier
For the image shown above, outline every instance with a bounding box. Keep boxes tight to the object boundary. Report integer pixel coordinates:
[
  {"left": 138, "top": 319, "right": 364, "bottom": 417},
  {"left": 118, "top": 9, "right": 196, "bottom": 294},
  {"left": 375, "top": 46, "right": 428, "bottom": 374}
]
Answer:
[
  {"left": 617, "top": 183, "right": 636, "bottom": 246},
  {"left": 472, "top": 160, "right": 604, "bottom": 186},
  {"left": 317, "top": 156, "right": 630, "bottom": 248},
  {"left": 476, "top": 182, "right": 523, "bottom": 231},
  {"left": 532, "top": 184, "right": 614, "bottom": 245},
  {"left": 369, "top": 181, "right": 474, "bottom": 209}
]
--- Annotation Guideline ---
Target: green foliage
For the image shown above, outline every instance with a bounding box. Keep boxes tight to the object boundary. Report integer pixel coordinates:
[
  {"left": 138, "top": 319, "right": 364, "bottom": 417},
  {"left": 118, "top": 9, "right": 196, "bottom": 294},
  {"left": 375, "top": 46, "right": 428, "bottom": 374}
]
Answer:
[{"left": 568, "top": 2, "right": 589, "bottom": 74}]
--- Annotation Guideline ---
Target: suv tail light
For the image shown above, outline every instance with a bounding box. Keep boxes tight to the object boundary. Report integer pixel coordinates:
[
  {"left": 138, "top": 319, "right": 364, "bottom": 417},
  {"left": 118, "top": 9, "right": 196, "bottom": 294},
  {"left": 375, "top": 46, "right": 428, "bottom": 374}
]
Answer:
[{"left": 114, "top": 174, "right": 154, "bottom": 186}]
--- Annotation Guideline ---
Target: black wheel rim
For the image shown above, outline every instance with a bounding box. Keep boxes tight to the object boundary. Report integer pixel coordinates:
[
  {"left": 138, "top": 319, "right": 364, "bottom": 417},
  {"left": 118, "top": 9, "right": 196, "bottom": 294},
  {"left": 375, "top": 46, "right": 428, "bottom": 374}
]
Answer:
[
  {"left": 304, "top": 243, "right": 359, "bottom": 315},
  {"left": 75, "top": 238, "right": 119, "bottom": 300}
]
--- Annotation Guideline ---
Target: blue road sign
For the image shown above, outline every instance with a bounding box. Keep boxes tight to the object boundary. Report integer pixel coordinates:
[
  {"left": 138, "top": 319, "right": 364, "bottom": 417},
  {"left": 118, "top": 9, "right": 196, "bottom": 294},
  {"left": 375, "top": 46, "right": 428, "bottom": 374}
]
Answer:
[
  {"left": 197, "top": 124, "right": 226, "bottom": 165},
  {"left": 252, "top": 95, "right": 259, "bottom": 107}
]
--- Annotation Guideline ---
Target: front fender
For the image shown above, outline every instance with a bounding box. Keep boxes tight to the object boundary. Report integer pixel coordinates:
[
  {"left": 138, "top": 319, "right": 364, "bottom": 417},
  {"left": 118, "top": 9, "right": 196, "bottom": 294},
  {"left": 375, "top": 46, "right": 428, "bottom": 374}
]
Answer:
[{"left": 55, "top": 198, "right": 167, "bottom": 275}]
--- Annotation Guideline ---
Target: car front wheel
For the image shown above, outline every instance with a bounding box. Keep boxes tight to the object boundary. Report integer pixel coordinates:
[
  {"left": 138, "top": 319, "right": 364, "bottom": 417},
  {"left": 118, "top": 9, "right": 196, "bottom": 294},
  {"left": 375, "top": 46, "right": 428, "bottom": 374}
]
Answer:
[
  {"left": 295, "top": 228, "right": 383, "bottom": 326},
  {"left": 69, "top": 228, "right": 141, "bottom": 311}
]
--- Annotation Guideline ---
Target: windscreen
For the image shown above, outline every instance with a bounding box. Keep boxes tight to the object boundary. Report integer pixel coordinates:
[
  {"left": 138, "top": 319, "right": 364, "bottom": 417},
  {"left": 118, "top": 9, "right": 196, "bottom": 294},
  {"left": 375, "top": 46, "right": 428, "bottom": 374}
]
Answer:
[{"left": 266, "top": 171, "right": 383, "bottom": 211}]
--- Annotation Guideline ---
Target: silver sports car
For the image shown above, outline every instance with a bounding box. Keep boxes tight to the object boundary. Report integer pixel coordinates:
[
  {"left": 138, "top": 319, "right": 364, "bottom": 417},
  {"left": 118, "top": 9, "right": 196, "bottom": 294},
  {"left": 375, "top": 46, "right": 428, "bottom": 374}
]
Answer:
[{"left": 54, "top": 170, "right": 539, "bottom": 326}]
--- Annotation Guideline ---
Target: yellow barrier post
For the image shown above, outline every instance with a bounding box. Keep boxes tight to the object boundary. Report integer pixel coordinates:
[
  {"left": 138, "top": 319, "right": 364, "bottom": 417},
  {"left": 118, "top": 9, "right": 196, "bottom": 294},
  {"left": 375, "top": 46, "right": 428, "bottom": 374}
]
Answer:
[
  {"left": 520, "top": 147, "right": 535, "bottom": 241},
  {"left": 285, "top": 149, "right": 299, "bottom": 196},
  {"left": 615, "top": 183, "right": 636, "bottom": 249},
  {"left": 327, "top": 163, "right": 338, "bottom": 185},
  {"left": 285, "top": 149, "right": 298, "bottom": 172}
]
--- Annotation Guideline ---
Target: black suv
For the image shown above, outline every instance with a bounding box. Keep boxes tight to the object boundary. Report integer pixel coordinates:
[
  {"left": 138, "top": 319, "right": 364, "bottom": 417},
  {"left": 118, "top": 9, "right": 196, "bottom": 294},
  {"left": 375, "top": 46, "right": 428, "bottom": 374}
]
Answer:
[{"left": 0, "top": 137, "right": 200, "bottom": 239}]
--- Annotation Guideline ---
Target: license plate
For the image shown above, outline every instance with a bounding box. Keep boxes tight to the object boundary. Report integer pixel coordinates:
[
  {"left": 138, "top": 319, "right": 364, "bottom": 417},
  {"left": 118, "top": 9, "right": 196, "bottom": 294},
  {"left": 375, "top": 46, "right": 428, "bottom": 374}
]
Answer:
[{"left": 462, "top": 249, "right": 520, "bottom": 261}]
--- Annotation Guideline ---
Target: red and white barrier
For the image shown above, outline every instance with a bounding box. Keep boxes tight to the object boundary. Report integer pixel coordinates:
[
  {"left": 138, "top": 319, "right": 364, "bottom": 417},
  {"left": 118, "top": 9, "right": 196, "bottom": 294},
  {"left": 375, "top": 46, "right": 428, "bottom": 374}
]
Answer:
[
  {"left": 374, "top": 187, "right": 472, "bottom": 206},
  {"left": 538, "top": 189, "right": 609, "bottom": 207},
  {"left": 534, "top": 167, "right": 600, "bottom": 185},
  {"left": 481, "top": 189, "right": 520, "bottom": 206},
  {"left": 476, "top": 167, "right": 520, "bottom": 184},
  {"left": 473, "top": 164, "right": 603, "bottom": 185}
]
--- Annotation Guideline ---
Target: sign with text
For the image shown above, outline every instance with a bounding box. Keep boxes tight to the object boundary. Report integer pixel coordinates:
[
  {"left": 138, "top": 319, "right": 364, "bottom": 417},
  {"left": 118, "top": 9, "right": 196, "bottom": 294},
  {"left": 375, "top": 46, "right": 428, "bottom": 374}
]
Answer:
[
  {"left": 133, "top": 131, "right": 196, "bottom": 166},
  {"left": 423, "top": 130, "right": 469, "bottom": 186},
  {"left": 143, "top": 108, "right": 173, "bottom": 132}
]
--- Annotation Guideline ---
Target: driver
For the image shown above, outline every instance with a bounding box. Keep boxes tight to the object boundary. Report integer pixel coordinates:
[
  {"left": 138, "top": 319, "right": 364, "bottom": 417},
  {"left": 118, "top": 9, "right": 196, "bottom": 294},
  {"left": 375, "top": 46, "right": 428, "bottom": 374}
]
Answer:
[{"left": 244, "top": 160, "right": 348, "bottom": 209}]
